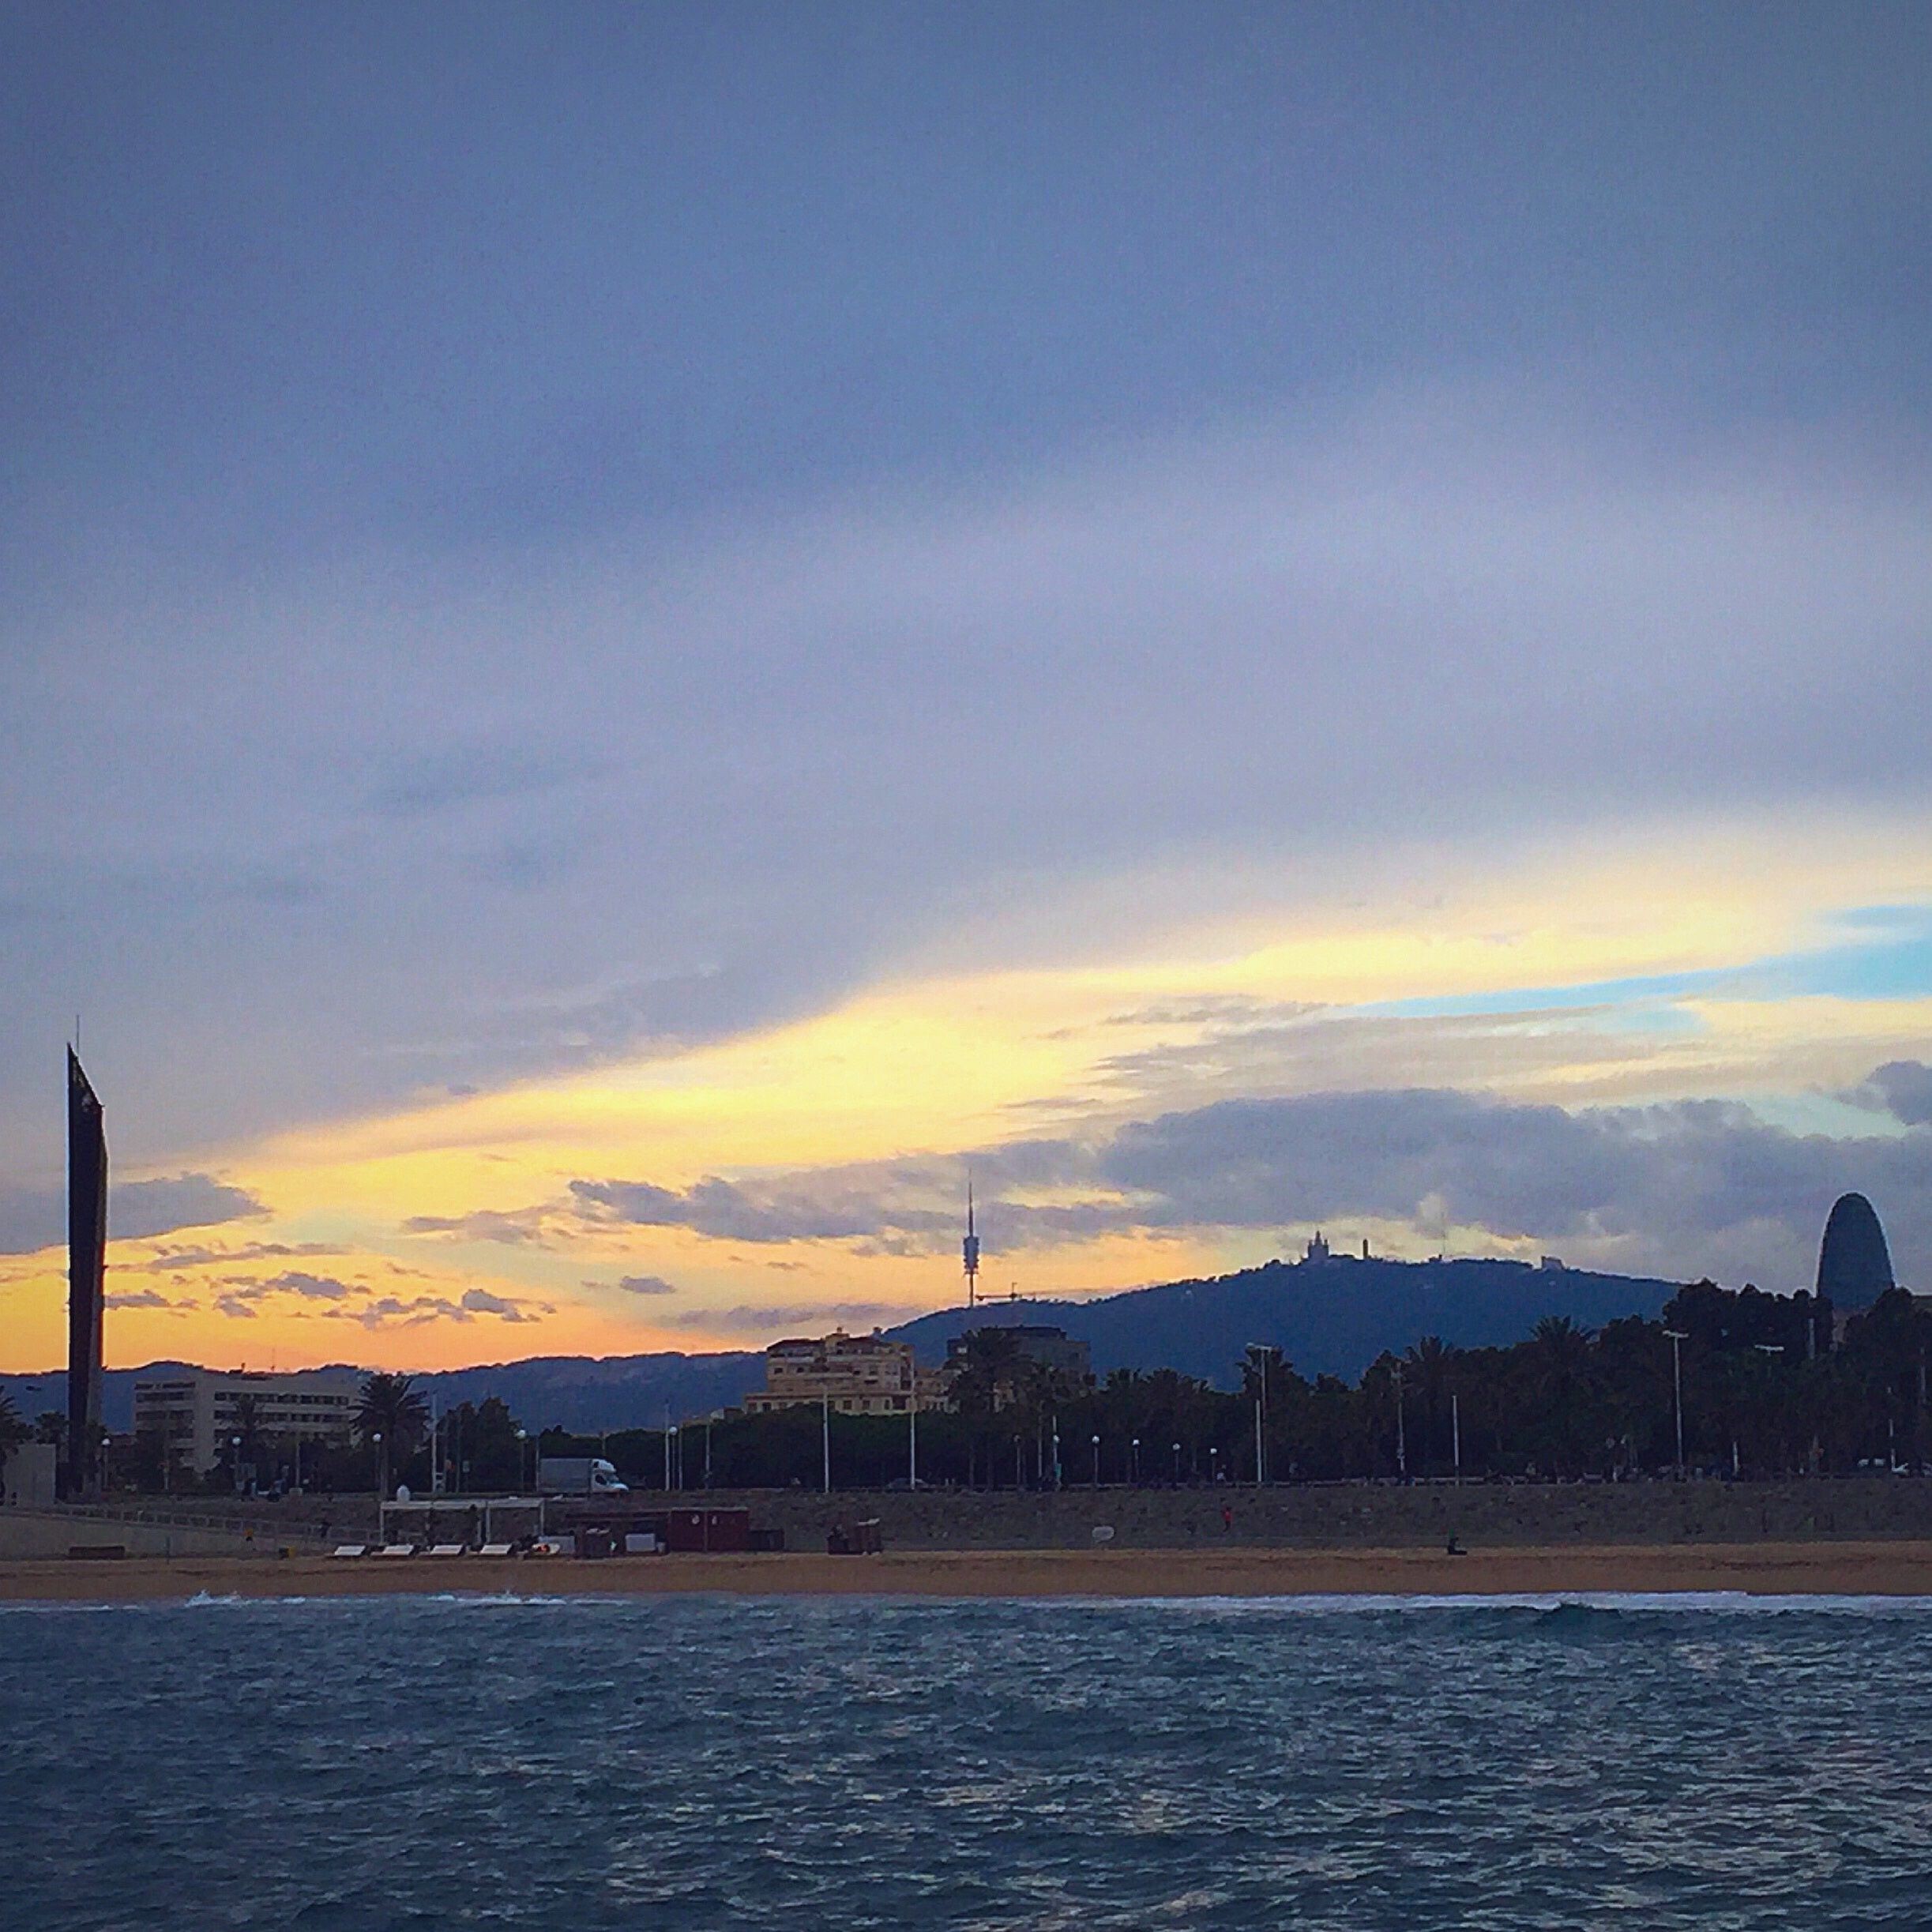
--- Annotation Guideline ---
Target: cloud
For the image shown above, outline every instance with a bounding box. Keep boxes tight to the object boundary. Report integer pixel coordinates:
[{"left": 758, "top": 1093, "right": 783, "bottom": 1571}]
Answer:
[
  {"left": 366, "top": 745, "right": 586, "bottom": 821},
  {"left": 103, "top": 1287, "right": 172, "bottom": 1310},
  {"left": 558, "top": 1062, "right": 1932, "bottom": 1291},
  {"left": 402, "top": 1208, "right": 553, "bottom": 1246},
  {"left": 459, "top": 1286, "right": 530, "bottom": 1320},
  {"left": 137, "top": 1240, "right": 340, "bottom": 1273},
  {"left": 570, "top": 1175, "right": 954, "bottom": 1246},
  {"left": 262, "top": 1271, "right": 357, "bottom": 1301},
  {"left": 321, "top": 1291, "right": 526, "bottom": 1331},
  {"left": 164, "top": 1269, "right": 547, "bottom": 1330},
  {"left": 664, "top": 1302, "right": 925, "bottom": 1335},
  {"left": 6, "top": 387, "right": 1928, "bottom": 1173},
  {"left": 1866, "top": 1060, "right": 1932, "bottom": 1126},
  {"left": 0, "top": 1173, "right": 267, "bottom": 1257},
  {"left": 599, "top": 1274, "right": 678, "bottom": 1297}
]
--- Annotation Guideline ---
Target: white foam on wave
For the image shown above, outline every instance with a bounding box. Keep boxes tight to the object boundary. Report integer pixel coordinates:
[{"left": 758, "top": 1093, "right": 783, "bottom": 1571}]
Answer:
[{"left": 1056, "top": 1590, "right": 1932, "bottom": 1618}]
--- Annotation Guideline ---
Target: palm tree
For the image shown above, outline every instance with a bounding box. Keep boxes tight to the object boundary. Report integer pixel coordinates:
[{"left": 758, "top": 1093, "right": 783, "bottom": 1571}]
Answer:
[
  {"left": 231, "top": 1394, "right": 263, "bottom": 1464},
  {"left": 356, "top": 1373, "right": 430, "bottom": 1457},
  {"left": 0, "top": 1393, "right": 29, "bottom": 1458},
  {"left": 948, "top": 1327, "right": 1025, "bottom": 1421}
]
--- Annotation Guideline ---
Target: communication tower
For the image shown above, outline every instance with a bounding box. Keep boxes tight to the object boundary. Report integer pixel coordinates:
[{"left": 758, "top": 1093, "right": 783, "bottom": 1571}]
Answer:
[{"left": 963, "top": 1178, "right": 980, "bottom": 1308}]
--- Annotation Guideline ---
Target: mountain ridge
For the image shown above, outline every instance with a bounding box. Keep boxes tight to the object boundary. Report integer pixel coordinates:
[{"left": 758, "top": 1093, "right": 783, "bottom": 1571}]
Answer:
[{"left": 2, "top": 1254, "right": 1682, "bottom": 1432}]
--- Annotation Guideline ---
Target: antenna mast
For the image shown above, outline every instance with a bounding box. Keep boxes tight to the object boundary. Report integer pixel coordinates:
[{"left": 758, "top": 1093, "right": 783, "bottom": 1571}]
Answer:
[{"left": 962, "top": 1175, "right": 980, "bottom": 1309}]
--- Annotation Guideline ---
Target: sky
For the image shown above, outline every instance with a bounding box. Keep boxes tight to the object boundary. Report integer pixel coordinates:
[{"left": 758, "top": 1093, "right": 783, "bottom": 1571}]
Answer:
[{"left": 2, "top": 2, "right": 1929, "bottom": 1373}]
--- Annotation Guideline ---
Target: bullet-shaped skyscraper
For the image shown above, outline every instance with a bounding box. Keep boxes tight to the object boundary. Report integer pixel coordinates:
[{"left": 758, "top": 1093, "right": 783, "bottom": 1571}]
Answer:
[{"left": 66, "top": 1048, "right": 107, "bottom": 1500}]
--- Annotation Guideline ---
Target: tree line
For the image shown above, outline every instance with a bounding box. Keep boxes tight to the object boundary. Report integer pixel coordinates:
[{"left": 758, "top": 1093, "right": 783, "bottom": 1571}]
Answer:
[
  {"left": 557, "top": 1283, "right": 1932, "bottom": 1489},
  {"left": 7, "top": 1279, "right": 1930, "bottom": 1494}
]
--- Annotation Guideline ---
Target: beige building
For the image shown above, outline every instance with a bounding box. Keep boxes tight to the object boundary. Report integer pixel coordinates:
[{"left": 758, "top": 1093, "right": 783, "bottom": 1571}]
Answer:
[
  {"left": 744, "top": 1329, "right": 931, "bottom": 1416},
  {"left": 133, "top": 1367, "right": 361, "bottom": 1474}
]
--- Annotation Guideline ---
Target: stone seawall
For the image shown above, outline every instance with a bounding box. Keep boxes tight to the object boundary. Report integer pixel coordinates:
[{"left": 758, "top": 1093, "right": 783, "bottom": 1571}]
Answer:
[
  {"left": 591, "top": 1476, "right": 1932, "bottom": 1552},
  {"left": 0, "top": 1510, "right": 274, "bottom": 1558},
  {"left": 73, "top": 1478, "right": 1932, "bottom": 1553}
]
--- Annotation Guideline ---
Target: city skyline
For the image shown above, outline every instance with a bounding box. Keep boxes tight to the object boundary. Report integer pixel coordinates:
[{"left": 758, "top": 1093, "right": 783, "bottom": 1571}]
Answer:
[{"left": 3, "top": 6, "right": 1929, "bottom": 1371}]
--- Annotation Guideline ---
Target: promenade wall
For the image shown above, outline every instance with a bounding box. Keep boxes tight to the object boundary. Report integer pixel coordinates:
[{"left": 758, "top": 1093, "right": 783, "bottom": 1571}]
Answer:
[
  {"left": 0, "top": 1509, "right": 269, "bottom": 1558},
  {"left": 643, "top": 1476, "right": 1932, "bottom": 1551},
  {"left": 144, "top": 1476, "right": 1932, "bottom": 1550}
]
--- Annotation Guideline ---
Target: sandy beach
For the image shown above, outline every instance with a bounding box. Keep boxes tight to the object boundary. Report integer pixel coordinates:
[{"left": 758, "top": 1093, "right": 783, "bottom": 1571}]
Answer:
[{"left": 9, "top": 1541, "right": 1932, "bottom": 1603}]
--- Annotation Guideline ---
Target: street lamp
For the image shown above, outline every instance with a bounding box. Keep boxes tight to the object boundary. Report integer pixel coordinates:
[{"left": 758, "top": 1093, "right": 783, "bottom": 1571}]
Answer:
[
  {"left": 1091, "top": 1433, "right": 1101, "bottom": 1488},
  {"left": 1130, "top": 1437, "right": 1140, "bottom": 1485},
  {"left": 1171, "top": 1440, "right": 1181, "bottom": 1484},
  {"left": 100, "top": 1433, "right": 112, "bottom": 1495},
  {"left": 1752, "top": 1344, "right": 1785, "bottom": 1476},
  {"left": 1663, "top": 1330, "right": 1687, "bottom": 1478},
  {"left": 372, "top": 1430, "right": 385, "bottom": 1505},
  {"left": 231, "top": 1434, "right": 242, "bottom": 1496},
  {"left": 1208, "top": 1445, "right": 1219, "bottom": 1485},
  {"left": 515, "top": 1426, "right": 529, "bottom": 1494},
  {"left": 1246, "top": 1342, "right": 1270, "bottom": 1487}
]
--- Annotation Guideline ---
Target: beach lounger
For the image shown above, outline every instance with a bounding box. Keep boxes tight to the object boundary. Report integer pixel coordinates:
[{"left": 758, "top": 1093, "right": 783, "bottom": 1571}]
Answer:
[
  {"left": 479, "top": 1543, "right": 514, "bottom": 1558},
  {"left": 331, "top": 1545, "right": 366, "bottom": 1558},
  {"left": 375, "top": 1543, "right": 415, "bottom": 1558},
  {"left": 427, "top": 1543, "right": 466, "bottom": 1558}
]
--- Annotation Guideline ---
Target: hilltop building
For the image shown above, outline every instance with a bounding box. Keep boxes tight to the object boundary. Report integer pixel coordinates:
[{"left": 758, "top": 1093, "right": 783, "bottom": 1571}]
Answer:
[
  {"left": 132, "top": 1367, "right": 360, "bottom": 1475},
  {"left": 1817, "top": 1193, "right": 1896, "bottom": 1311},
  {"left": 743, "top": 1330, "right": 938, "bottom": 1416}
]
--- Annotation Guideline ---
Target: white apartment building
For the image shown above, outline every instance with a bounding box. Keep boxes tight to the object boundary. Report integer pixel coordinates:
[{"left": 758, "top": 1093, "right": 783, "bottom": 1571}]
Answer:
[
  {"left": 743, "top": 1329, "right": 922, "bottom": 1416},
  {"left": 133, "top": 1367, "right": 362, "bottom": 1474}
]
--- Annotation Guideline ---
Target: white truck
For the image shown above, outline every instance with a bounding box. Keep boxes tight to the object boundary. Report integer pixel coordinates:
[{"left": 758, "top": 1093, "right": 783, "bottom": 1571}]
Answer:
[{"left": 538, "top": 1455, "right": 630, "bottom": 1495}]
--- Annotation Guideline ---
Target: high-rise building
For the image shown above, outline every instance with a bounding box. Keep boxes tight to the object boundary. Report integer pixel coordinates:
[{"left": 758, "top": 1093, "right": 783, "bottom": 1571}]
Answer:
[
  {"left": 1817, "top": 1192, "right": 1895, "bottom": 1310},
  {"left": 66, "top": 1047, "right": 107, "bottom": 1501}
]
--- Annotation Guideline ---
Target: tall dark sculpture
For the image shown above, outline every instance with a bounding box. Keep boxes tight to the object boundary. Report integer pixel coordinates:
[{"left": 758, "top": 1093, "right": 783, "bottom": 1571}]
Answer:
[
  {"left": 1816, "top": 1192, "right": 1894, "bottom": 1313},
  {"left": 66, "top": 1047, "right": 107, "bottom": 1501}
]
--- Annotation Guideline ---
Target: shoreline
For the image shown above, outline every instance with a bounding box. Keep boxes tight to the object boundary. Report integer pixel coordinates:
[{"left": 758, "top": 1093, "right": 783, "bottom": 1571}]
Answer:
[{"left": 12, "top": 1540, "right": 1932, "bottom": 1603}]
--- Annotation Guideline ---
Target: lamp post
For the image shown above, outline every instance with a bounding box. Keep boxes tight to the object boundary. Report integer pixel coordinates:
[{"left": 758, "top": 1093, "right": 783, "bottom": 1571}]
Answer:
[
  {"left": 821, "top": 1394, "right": 831, "bottom": 1494},
  {"left": 515, "top": 1426, "right": 528, "bottom": 1494},
  {"left": 371, "top": 1430, "right": 385, "bottom": 1506},
  {"left": 1130, "top": 1437, "right": 1140, "bottom": 1485},
  {"left": 1171, "top": 1440, "right": 1181, "bottom": 1484},
  {"left": 1753, "top": 1343, "right": 1785, "bottom": 1475},
  {"left": 1051, "top": 1420, "right": 1061, "bottom": 1489},
  {"left": 100, "top": 1433, "right": 112, "bottom": 1496},
  {"left": 908, "top": 1395, "right": 919, "bottom": 1490},
  {"left": 1208, "top": 1445, "right": 1219, "bottom": 1485},
  {"left": 1663, "top": 1329, "right": 1687, "bottom": 1477},
  {"left": 1451, "top": 1391, "right": 1461, "bottom": 1479},
  {"left": 1091, "top": 1434, "right": 1101, "bottom": 1488},
  {"left": 231, "top": 1434, "right": 243, "bottom": 1496},
  {"left": 1246, "top": 1342, "right": 1270, "bottom": 1487}
]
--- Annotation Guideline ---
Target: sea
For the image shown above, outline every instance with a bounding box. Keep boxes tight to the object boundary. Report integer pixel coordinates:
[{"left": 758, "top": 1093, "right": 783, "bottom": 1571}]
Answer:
[{"left": 6, "top": 1592, "right": 1932, "bottom": 1929}]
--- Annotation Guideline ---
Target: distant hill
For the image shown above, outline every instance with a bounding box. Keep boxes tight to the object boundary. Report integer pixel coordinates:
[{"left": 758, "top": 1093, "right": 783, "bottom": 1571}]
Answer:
[
  {"left": 3, "top": 1255, "right": 1681, "bottom": 1434},
  {"left": 0, "top": 1351, "right": 761, "bottom": 1436},
  {"left": 885, "top": 1254, "right": 1684, "bottom": 1385}
]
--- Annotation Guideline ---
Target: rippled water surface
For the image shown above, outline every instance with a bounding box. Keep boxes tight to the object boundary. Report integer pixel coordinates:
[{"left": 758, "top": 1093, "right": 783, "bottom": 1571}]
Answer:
[{"left": 7, "top": 1592, "right": 1932, "bottom": 1929}]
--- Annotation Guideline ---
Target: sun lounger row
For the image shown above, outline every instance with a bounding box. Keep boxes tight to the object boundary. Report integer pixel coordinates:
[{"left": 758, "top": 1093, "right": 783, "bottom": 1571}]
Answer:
[{"left": 330, "top": 1543, "right": 519, "bottom": 1558}]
